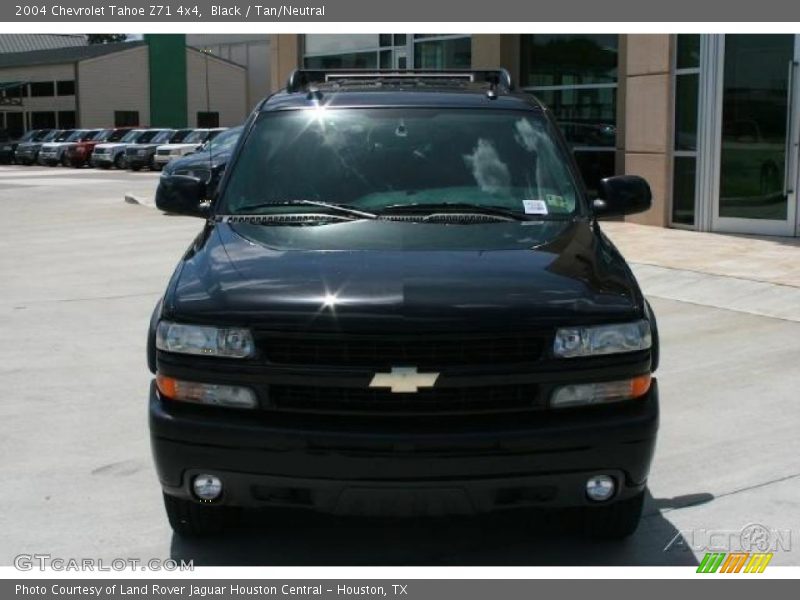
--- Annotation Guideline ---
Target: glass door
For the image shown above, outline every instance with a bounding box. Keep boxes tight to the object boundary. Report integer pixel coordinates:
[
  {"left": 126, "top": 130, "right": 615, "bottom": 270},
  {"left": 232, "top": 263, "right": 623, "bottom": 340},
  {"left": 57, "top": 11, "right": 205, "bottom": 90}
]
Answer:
[{"left": 713, "top": 34, "right": 799, "bottom": 236}]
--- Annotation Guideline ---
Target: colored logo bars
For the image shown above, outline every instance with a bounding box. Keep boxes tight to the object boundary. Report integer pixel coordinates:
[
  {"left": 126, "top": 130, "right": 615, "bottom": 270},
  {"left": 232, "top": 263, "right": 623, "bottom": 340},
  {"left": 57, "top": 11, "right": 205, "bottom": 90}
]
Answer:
[{"left": 696, "top": 552, "right": 773, "bottom": 573}]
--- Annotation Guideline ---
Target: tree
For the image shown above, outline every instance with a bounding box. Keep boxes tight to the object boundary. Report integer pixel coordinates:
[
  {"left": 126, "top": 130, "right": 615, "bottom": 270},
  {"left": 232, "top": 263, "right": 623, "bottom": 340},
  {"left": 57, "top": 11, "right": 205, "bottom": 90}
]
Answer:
[{"left": 87, "top": 34, "right": 128, "bottom": 45}]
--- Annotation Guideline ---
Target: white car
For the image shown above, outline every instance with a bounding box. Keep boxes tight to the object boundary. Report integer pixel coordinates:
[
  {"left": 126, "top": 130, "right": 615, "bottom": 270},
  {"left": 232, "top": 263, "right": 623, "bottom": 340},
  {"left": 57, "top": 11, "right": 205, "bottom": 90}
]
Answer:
[
  {"left": 153, "top": 128, "right": 226, "bottom": 169},
  {"left": 91, "top": 129, "right": 148, "bottom": 169}
]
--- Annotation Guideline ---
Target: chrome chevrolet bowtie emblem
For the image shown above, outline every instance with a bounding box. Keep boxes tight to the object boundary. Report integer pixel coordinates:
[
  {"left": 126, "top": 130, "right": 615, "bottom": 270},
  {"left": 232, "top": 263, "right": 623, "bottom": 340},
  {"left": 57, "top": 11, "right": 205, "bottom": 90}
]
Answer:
[{"left": 369, "top": 367, "right": 440, "bottom": 393}]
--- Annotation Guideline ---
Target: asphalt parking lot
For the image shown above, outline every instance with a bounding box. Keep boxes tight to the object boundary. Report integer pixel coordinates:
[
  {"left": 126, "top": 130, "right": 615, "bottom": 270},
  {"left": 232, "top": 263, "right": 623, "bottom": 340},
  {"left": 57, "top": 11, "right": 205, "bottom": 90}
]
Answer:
[{"left": 1, "top": 165, "right": 798, "bottom": 566}]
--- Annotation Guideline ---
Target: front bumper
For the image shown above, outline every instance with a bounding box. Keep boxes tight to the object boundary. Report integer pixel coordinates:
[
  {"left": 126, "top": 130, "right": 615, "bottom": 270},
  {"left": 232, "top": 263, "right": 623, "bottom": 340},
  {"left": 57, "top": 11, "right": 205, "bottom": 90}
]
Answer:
[
  {"left": 90, "top": 155, "right": 113, "bottom": 167},
  {"left": 126, "top": 154, "right": 153, "bottom": 168},
  {"left": 149, "top": 379, "right": 659, "bottom": 516},
  {"left": 38, "top": 151, "right": 59, "bottom": 164}
]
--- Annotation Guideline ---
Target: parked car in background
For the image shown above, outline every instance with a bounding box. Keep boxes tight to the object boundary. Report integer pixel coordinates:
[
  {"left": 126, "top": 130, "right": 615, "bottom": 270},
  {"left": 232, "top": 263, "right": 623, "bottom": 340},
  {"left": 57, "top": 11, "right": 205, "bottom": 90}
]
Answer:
[
  {"left": 64, "top": 127, "right": 133, "bottom": 168},
  {"left": 125, "top": 129, "right": 181, "bottom": 171},
  {"left": 153, "top": 128, "right": 226, "bottom": 170},
  {"left": 92, "top": 129, "right": 149, "bottom": 169},
  {"left": 0, "top": 129, "right": 52, "bottom": 164},
  {"left": 15, "top": 130, "right": 63, "bottom": 165},
  {"left": 157, "top": 125, "right": 242, "bottom": 199},
  {"left": 39, "top": 129, "right": 102, "bottom": 166}
]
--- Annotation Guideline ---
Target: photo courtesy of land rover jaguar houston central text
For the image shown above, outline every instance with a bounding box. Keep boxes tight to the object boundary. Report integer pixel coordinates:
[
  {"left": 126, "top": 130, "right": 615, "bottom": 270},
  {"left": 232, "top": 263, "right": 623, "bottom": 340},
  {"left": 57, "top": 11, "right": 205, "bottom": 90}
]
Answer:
[{"left": 148, "top": 69, "right": 660, "bottom": 540}]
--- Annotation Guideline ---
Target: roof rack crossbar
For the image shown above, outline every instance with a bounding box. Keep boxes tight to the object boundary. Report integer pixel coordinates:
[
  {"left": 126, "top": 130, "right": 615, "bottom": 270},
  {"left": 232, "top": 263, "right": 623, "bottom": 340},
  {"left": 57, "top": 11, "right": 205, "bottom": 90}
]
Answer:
[{"left": 285, "top": 69, "right": 513, "bottom": 93}]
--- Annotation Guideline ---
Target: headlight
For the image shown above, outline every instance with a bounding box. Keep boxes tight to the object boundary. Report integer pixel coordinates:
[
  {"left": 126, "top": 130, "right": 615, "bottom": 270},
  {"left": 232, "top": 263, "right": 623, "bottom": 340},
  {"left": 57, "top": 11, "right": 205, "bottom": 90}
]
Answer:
[
  {"left": 156, "top": 321, "right": 255, "bottom": 358},
  {"left": 553, "top": 320, "right": 651, "bottom": 358}
]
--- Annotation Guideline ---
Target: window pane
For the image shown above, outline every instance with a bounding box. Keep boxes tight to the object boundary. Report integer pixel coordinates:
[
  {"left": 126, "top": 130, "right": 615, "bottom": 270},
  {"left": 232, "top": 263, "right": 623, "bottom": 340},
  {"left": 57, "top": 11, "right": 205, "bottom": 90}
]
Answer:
[
  {"left": 533, "top": 88, "right": 617, "bottom": 147},
  {"left": 56, "top": 80, "right": 75, "bottom": 96},
  {"left": 573, "top": 150, "right": 615, "bottom": 197},
  {"left": 520, "top": 34, "right": 618, "bottom": 87},
  {"left": 305, "top": 51, "right": 378, "bottom": 70},
  {"left": 379, "top": 34, "right": 393, "bottom": 47},
  {"left": 413, "top": 37, "right": 471, "bottom": 69},
  {"left": 57, "top": 111, "right": 76, "bottom": 129},
  {"left": 30, "top": 111, "right": 56, "bottom": 129},
  {"left": 30, "top": 82, "right": 55, "bottom": 97},
  {"left": 304, "top": 35, "right": 378, "bottom": 56},
  {"left": 672, "top": 156, "right": 696, "bottom": 225},
  {"left": 677, "top": 34, "right": 701, "bottom": 70},
  {"left": 719, "top": 34, "right": 793, "bottom": 220},
  {"left": 675, "top": 73, "right": 698, "bottom": 151}
]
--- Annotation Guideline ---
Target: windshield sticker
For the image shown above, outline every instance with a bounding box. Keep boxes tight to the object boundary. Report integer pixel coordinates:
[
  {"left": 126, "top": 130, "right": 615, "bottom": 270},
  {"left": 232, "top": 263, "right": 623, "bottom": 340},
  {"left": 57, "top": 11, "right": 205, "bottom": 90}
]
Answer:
[
  {"left": 546, "top": 194, "right": 567, "bottom": 209},
  {"left": 523, "top": 199, "right": 548, "bottom": 215}
]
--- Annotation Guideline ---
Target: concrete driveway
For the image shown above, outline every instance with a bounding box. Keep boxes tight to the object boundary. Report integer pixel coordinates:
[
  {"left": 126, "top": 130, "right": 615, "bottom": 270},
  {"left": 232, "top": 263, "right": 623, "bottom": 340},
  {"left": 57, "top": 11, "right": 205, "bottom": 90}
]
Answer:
[{"left": 0, "top": 165, "right": 798, "bottom": 566}]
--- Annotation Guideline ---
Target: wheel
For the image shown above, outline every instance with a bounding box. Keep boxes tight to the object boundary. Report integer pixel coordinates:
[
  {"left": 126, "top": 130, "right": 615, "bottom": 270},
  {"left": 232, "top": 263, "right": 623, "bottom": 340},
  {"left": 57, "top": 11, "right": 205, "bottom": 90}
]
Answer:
[
  {"left": 151, "top": 162, "right": 163, "bottom": 171},
  {"left": 114, "top": 154, "right": 126, "bottom": 169},
  {"left": 131, "top": 164, "right": 141, "bottom": 172},
  {"left": 580, "top": 490, "right": 644, "bottom": 540},
  {"left": 61, "top": 154, "right": 70, "bottom": 167},
  {"left": 162, "top": 493, "right": 236, "bottom": 537}
]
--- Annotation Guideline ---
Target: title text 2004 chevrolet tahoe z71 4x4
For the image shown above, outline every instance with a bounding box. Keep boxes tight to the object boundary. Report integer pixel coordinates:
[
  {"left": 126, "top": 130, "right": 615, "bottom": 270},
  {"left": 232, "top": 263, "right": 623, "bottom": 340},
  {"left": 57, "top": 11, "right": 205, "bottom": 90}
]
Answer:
[{"left": 149, "top": 69, "right": 659, "bottom": 540}]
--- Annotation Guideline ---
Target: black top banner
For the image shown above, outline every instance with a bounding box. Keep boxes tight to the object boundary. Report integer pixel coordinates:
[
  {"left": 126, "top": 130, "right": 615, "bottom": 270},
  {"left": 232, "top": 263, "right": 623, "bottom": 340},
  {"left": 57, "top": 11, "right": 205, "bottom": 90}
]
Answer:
[{"left": 2, "top": 0, "right": 800, "bottom": 22}]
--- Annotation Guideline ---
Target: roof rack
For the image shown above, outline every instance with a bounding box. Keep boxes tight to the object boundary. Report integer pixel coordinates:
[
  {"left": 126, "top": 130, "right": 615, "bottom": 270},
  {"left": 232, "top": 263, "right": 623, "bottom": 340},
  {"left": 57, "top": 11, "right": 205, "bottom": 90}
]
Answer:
[{"left": 285, "top": 68, "right": 514, "bottom": 94}]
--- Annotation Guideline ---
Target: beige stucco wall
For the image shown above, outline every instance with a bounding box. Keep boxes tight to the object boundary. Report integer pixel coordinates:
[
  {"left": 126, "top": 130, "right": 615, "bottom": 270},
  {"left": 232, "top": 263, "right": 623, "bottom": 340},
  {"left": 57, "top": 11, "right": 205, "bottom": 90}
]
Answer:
[
  {"left": 623, "top": 34, "right": 674, "bottom": 227},
  {"left": 77, "top": 45, "right": 150, "bottom": 128},
  {"left": 0, "top": 63, "right": 77, "bottom": 127},
  {"left": 269, "top": 35, "right": 301, "bottom": 92},
  {"left": 186, "top": 34, "right": 271, "bottom": 110},
  {"left": 186, "top": 49, "right": 247, "bottom": 127},
  {"left": 471, "top": 35, "right": 520, "bottom": 85}
]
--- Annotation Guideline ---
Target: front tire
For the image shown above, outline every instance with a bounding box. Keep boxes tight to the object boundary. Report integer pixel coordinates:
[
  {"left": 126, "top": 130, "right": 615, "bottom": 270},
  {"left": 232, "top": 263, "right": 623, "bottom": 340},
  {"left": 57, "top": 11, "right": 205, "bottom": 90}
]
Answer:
[
  {"left": 163, "top": 493, "right": 236, "bottom": 537},
  {"left": 114, "top": 154, "right": 126, "bottom": 170},
  {"left": 581, "top": 490, "right": 645, "bottom": 540}
]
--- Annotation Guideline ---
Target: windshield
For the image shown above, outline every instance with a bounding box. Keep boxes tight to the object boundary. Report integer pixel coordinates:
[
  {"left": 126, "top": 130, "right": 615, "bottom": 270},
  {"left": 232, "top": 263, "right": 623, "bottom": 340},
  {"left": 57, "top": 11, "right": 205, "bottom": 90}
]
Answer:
[
  {"left": 183, "top": 130, "right": 209, "bottom": 144},
  {"left": 139, "top": 130, "right": 170, "bottom": 144},
  {"left": 207, "top": 127, "right": 241, "bottom": 152},
  {"left": 64, "top": 130, "right": 85, "bottom": 142},
  {"left": 20, "top": 130, "right": 37, "bottom": 142},
  {"left": 169, "top": 129, "right": 193, "bottom": 143},
  {"left": 221, "top": 109, "right": 580, "bottom": 217},
  {"left": 93, "top": 129, "right": 113, "bottom": 142},
  {"left": 55, "top": 130, "right": 75, "bottom": 142},
  {"left": 120, "top": 130, "right": 142, "bottom": 143}
]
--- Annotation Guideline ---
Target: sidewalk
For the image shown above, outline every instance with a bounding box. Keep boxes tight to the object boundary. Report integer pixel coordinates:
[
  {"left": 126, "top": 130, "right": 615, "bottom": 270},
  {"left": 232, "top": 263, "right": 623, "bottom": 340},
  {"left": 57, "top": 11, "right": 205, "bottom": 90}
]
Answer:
[{"left": 601, "top": 222, "right": 800, "bottom": 322}]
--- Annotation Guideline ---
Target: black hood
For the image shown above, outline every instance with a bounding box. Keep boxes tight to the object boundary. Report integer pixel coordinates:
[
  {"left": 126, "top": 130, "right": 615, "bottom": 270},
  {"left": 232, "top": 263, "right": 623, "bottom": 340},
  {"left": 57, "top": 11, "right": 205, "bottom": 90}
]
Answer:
[{"left": 166, "top": 219, "right": 643, "bottom": 334}]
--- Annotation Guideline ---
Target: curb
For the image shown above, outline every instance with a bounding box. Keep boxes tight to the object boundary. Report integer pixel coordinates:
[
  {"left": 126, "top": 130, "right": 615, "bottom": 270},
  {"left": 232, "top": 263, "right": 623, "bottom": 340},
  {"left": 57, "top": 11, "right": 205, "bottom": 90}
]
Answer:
[{"left": 124, "top": 193, "right": 155, "bottom": 208}]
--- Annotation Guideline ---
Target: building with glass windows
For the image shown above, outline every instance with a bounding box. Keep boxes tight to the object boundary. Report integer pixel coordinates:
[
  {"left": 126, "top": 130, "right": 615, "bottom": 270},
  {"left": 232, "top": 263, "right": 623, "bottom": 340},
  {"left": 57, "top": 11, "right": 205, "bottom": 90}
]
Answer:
[
  {"left": 0, "top": 35, "right": 247, "bottom": 134},
  {"left": 269, "top": 34, "right": 800, "bottom": 237}
]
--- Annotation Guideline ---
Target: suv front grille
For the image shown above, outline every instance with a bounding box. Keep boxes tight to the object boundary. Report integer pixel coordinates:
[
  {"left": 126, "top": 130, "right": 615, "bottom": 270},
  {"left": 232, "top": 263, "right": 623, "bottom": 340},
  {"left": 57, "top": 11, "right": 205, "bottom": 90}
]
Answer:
[
  {"left": 256, "top": 332, "right": 548, "bottom": 368},
  {"left": 269, "top": 383, "right": 542, "bottom": 415}
]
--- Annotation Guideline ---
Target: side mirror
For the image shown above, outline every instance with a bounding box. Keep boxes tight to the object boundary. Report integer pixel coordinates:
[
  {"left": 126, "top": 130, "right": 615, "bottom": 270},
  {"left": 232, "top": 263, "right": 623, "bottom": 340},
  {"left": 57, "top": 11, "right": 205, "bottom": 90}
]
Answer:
[
  {"left": 593, "top": 175, "right": 652, "bottom": 217},
  {"left": 155, "top": 175, "right": 209, "bottom": 218}
]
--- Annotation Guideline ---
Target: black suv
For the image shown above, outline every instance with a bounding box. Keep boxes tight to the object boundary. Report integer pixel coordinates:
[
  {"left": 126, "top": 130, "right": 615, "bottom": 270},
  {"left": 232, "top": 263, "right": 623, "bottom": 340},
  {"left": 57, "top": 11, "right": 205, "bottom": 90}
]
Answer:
[{"left": 149, "top": 70, "right": 659, "bottom": 540}]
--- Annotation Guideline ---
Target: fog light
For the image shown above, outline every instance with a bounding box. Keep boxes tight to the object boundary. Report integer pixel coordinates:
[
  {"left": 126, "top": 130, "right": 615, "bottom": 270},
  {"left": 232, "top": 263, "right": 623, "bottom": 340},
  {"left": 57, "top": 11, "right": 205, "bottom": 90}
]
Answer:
[
  {"left": 193, "top": 474, "right": 223, "bottom": 501},
  {"left": 586, "top": 475, "right": 615, "bottom": 502}
]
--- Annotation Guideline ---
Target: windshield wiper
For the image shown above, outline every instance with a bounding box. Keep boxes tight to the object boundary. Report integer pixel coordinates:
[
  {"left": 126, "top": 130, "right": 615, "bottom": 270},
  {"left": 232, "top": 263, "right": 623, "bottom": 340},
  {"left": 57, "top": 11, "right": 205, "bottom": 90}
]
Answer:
[
  {"left": 234, "top": 200, "right": 377, "bottom": 220},
  {"left": 378, "top": 202, "right": 531, "bottom": 221}
]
